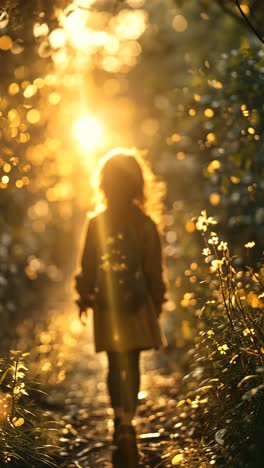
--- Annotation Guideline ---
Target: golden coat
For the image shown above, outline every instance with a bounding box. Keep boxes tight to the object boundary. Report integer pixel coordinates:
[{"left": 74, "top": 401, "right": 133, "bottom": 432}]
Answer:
[{"left": 75, "top": 205, "right": 167, "bottom": 353}]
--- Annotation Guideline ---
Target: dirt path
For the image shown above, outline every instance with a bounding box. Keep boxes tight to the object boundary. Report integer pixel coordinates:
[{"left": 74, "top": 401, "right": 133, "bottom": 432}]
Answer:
[{"left": 44, "top": 315, "right": 188, "bottom": 468}]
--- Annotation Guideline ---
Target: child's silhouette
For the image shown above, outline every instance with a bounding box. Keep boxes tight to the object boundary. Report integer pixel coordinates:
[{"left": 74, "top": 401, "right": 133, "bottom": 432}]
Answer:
[{"left": 75, "top": 148, "right": 167, "bottom": 446}]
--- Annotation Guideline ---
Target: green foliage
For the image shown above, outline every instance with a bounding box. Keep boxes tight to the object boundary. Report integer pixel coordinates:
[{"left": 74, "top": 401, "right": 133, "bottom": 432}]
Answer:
[
  {"left": 162, "top": 47, "right": 264, "bottom": 353},
  {"left": 0, "top": 350, "right": 57, "bottom": 467},
  {"left": 183, "top": 212, "right": 264, "bottom": 467},
  {"left": 174, "top": 0, "right": 264, "bottom": 38},
  {"left": 172, "top": 48, "right": 264, "bottom": 256}
]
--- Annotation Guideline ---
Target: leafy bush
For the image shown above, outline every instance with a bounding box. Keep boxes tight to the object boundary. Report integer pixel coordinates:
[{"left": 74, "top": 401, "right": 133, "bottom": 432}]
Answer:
[
  {"left": 182, "top": 212, "right": 264, "bottom": 467},
  {"left": 0, "top": 350, "right": 57, "bottom": 467}
]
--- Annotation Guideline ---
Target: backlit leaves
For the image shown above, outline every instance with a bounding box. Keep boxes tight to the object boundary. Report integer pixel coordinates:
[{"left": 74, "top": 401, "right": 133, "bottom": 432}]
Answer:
[
  {"left": 12, "top": 416, "right": 25, "bottom": 427},
  {"left": 172, "top": 452, "right": 185, "bottom": 464}
]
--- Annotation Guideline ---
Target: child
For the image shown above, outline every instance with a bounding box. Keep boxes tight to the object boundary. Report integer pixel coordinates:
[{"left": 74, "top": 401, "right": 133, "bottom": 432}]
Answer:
[{"left": 75, "top": 148, "right": 167, "bottom": 444}]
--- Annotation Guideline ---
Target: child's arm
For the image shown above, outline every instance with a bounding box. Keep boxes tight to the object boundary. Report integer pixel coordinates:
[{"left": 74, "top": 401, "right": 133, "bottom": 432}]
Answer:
[
  {"left": 75, "top": 218, "right": 97, "bottom": 312},
  {"left": 142, "top": 219, "right": 168, "bottom": 315}
]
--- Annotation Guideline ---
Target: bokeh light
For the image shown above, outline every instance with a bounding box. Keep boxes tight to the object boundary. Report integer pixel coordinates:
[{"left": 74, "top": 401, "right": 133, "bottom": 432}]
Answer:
[{"left": 172, "top": 15, "right": 188, "bottom": 32}]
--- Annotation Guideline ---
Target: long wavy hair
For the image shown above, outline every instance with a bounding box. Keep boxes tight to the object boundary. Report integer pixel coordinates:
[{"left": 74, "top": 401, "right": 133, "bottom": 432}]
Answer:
[{"left": 91, "top": 148, "right": 166, "bottom": 230}]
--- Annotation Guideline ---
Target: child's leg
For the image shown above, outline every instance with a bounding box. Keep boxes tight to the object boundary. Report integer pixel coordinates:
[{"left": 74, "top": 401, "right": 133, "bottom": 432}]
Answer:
[
  {"left": 121, "top": 350, "right": 140, "bottom": 424},
  {"left": 106, "top": 350, "right": 141, "bottom": 424},
  {"left": 106, "top": 351, "right": 123, "bottom": 419}
]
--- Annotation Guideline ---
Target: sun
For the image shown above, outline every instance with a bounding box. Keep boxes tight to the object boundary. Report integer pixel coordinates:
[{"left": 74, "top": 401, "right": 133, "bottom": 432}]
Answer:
[{"left": 73, "top": 115, "right": 103, "bottom": 151}]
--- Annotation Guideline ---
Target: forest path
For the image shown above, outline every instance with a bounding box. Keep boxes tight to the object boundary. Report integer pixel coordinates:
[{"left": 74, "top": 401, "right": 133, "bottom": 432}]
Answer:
[{"left": 44, "top": 313, "right": 191, "bottom": 468}]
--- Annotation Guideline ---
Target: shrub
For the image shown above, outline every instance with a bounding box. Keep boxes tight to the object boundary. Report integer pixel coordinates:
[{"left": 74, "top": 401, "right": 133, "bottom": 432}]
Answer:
[
  {"left": 0, "top": 350, "right": 57, "bottom": 467},
  {"left": 183, "top": 211, "right": 264, "bottom": 467}
]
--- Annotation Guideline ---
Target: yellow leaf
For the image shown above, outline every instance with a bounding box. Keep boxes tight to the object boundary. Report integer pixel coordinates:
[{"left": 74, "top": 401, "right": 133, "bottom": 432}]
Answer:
[
  {"left": 172, "top": 453, "right": 184, "bottom": 464},
  {"left": 0, "top": 368, "right": 11, "bottom": 384},
  {"left": 177, "top": 400, "right": 185, "bottom": 407},
  {"left": 12, "top": 417, "right": 25, "bottom": 427},
  {"left": 0, "top": 35, "right": 13, "bottom": 50},
  {"left": 246, "top": 291, "right": 263, "bottom": 308}
]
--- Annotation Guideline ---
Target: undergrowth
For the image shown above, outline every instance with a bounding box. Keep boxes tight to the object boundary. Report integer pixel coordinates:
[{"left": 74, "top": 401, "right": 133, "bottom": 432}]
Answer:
[
  {"left": 173, "top": 212, "right": 264, "bottom": 467},
  {"left": 0, "top": 350, "right": 57, "bottom": 467}
]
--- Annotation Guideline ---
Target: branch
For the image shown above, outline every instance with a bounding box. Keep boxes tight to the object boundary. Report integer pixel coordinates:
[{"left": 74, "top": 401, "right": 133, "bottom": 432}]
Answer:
[
  {"left": 235, "top": 0, "right": 264, "bottom": 44},
  {"left": 215, "top": 0, "right": 245, "bottom": 26}
]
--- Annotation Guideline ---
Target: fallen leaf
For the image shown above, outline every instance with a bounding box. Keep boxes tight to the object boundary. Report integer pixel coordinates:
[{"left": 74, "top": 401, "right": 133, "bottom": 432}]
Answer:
[{"left": 172, "top": 453, "right": 184, "bottom": 464}]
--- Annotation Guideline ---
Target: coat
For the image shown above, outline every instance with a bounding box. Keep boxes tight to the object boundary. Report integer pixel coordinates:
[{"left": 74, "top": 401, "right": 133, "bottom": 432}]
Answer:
[{"left": 75, "top": 205, "right": 167, "bottom": 353}]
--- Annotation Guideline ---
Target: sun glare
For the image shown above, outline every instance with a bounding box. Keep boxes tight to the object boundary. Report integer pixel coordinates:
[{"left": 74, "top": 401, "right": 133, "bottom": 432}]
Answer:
[{"left": 73, "top": 115, "right": 103, "bottom": 151}]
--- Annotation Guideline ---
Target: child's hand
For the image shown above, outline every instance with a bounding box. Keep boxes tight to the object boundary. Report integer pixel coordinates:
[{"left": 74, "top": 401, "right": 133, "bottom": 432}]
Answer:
[{"left": 79, "top": 309, "right": 88, "bottom": 325}]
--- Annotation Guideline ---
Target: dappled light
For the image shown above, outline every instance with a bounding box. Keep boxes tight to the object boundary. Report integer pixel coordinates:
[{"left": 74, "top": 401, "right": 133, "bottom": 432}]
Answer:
[{"left": 0, "top": 0, "right": 264, "bottom": 466}]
